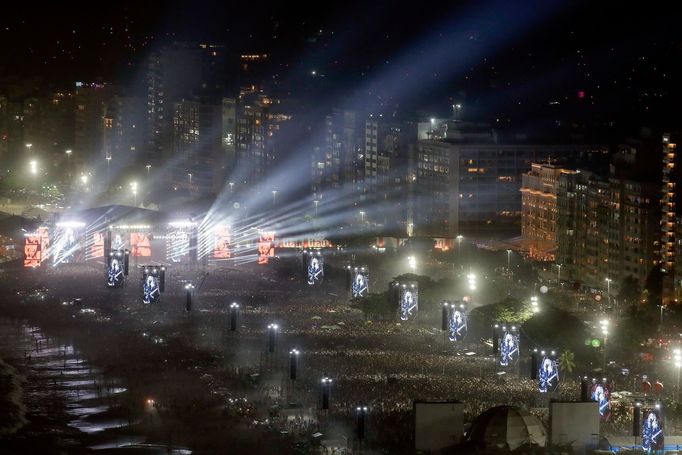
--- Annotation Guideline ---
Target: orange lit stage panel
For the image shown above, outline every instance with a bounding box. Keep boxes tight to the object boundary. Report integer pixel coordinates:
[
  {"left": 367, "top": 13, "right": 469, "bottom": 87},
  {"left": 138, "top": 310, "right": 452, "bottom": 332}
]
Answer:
[
  {"left": 24, "top": 234, "right": 42, "bottom": 267},
  {"left": 213, "top": 226, "right": 231, "bottom": 259},
  {"left": 130, "top": 233, "right": 151, "bottom": 257},
  {"left": 258, "top": 232, "right": 275, "bottom": 265}
]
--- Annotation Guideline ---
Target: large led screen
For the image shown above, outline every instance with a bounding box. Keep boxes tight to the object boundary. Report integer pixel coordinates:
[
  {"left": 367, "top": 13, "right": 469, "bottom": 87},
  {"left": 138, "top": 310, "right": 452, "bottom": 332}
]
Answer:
[
  {"left": 131, "top": 233, "right": 151, "bottom": 257},
  {"left": 642, "top": 408, "right": 664, "bottom": 452},
  {"left": 538, "top": 352, "right": 560, "bottom": 393},
  {"left": 590, "top": 381, "right": 611, "bottom": 420},
  {"left": 499, "top": 328, "right": 519, "bottom": 367},
  {"left": 307, "top": 252, "right": 324, "bottom": 285},
  {"left": 352, "top": 267, "right": 369, "bottom": 298},
  {"left": 142, "top": 268, "right": 161, "bottom": 304},
  {"left": 212, "top": 226, "right": 231, "bottom": 259},
  {"left": 53, "top": 225, "right": 85, "bottom": 264},
  {"left": 107, "top": 251, "right": 124, "bottom": 287},
  {"left": 23, "top": 234, "right": 42, "bottom": 267},
  {"left": 448, "top": 305, "right": 468, "bottom": 341},
  {"left": 258, "top": 232, "right": 275, "bottom": 265},
  {"left": 399, "top": 283, "right": 418, "bottom": 321}
]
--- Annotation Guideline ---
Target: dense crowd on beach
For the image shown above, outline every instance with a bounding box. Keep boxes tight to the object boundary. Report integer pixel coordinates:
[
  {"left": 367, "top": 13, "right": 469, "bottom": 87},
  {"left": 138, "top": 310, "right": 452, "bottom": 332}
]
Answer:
[{"left": 1, "top": 260, "right": 584, "bottom": 453}]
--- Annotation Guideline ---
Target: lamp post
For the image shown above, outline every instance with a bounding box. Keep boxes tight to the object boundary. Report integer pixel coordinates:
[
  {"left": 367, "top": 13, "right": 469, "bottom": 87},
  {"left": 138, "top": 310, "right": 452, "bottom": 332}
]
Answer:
[
  {"left": 321, "top": 376, "right": 332, "bottom": 410},
  {"left": 105, "top": 155, "right": 111, "bottom": 191},
  {"left": 229, "top": 182, "right": 234, "bottom": 194},
  {"left": 605, "top": 278, "right": 612, "bottom": 307},
  {"left": 600, "top": 319, "right": 609, "bottom": 370},
  {"left": 229, "top": 302, "right": 239, "bottom": 331},
  {"left": 453, "top": 103, "right": 462, "bottom": 121},
  {"left": 130, "top": 181, "right": 138, "bottom": 206},
  {"left": 185, "top": 283, "right": 194, "bottom": 312},
  {"left": 272, "top": 189, "right": 278, "bottom": 207},
  {"left": 289, "top": 348, "right": 300, "bottom": 381},
  {"left": 674, "top": 349, "right": 682, "bottom": 402},
  {"left": 146, "top": 164, "right": 151, "bottom": 179},
  {"left": 313, "top": 199, "right": 319, "bottom": 217},
  {"left": 467, "top": 273, "right": 477, "bottom": 292},
  {"left": 506, "top": 249, "right": 512, "bottom": 271},
  {"left": 356, "top": 405, "right": 368, "bottom": 442},
  {"left": 267, "top": 323, "right": 278, "bottom": 353},
  {"left": 188, "top": 173, "right": 193, "bottom": 187},
  {"left": 456, "top": 235, "right": 464, "bottom": 270},
  {"left": 557, "top": 264, "right": 562, "bottom": 286},
  {"left": 359, "top": 211, "right": 366, "bottom": 223}
]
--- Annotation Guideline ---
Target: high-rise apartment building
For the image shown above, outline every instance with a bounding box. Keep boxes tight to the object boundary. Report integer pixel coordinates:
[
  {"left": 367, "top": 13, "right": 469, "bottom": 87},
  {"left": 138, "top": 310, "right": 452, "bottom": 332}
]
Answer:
[
  {"left": 362, "top": 118, "right": 414, "bottom": 231},
  {"left": 222, "top": 94, "right": 291, "bottom": 193},
  {"left": 661, "top": 133, "right": 682, "bottom": 304},
  {"left": 146, "top": 43, "right": 226, "bottom": 165},
  {"left": 311, "top": 110, "right": 364, "bottom": 201},
  {"left": 521, "top": 163, "right": 576, "bottom": 260},
  {"left": 557, "top": 151, "right": 660, "bottom": 294},
  {"left": 407, "top": 122, "right": 599, "bottom": 238},
  {"left": 74, "top": 82, "right": 113, "bottom": 162},
  {"left": 171, "top": 99, "right": 222, "bottom": 195}
]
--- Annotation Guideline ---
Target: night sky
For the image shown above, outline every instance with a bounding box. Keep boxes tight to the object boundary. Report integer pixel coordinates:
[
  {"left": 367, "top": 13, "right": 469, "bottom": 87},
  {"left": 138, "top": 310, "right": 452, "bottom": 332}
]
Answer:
[{"left": 2, "top": 1, "right": 679, "bottom": 133}]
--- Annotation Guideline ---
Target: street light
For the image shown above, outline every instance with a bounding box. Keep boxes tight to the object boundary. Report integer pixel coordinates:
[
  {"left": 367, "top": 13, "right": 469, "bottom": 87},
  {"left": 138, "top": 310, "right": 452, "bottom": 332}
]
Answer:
[
  {"left": 229, "top": 302, "right": 239, "bottom": 331},
  {"left": 356, "top": 405, "right": 369, "bottom": 441},
  {"left": 289, "top": 348, "right": 300, "bottom": 381},
  {"left": 188, "top": 173, "right": 193, "bottom": 187},
  {"left": 456, "top": 235, "right": 464, "bottom": 264},
  {"left": 453, "top": 103, "right": 462, "bottom": 120},
  {"left": 272, "top": 189, "right": 278, "bottom": 206},
  {"left": 267, "top": 323, "right": 279, "bottom": 353},
  {"left": 600, "top": 319, "right": 609, "bottom": 345},
  {"left": 557, "top": 264, "right": 562, "bottom": 286},
  {"left": 321, "top": 377, "right": 332, "bottom": 410},
  {"left": 359, "top": 211, "right": 366, "bottom": 223},
  {"left": 185, "top": 283, "right": 194, "bottom": 312},
  {"left": 146, "top": 164, "right": 151, "bottom": 178},
  {"left": 674, "top": 349, "right": 682, "bottom": 401},
  {"left": 106, "top": 155, "right": 111, "bottom": 191},
  {"left": 506, "top": 249, "right": 512, "bottom": 271},
  {"left": 229, "top": 182, "right": 234, "bottom": 194},
  {"left": 531, "top": 295, "right": 540, "bottom": 313},
  {"left": 605, "top": 278, "right": 613, "bottom": 307},
  {"left": 25, "top": 143, "right": 32, "bottom": 154},
  {"left": 408, "top": 256, "right": 417, "bottom": 271},
  {"left": 313, "top": 199, "right": 319, "bottom": 217},
  {"left": 29, "top": 160, "right": 37, "bottom": 175},
  {"left": 467, "top": 273, "right": 477, "bottom": 292},
  {"left": 130, "top": 181, "right": 138, "bottom": 206}
]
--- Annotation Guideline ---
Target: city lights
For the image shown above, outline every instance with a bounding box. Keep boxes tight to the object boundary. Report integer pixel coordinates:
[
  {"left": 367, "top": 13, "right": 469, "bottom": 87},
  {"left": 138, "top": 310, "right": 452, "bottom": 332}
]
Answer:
[
  {"left": 467, "top": 273, "right": 477, "bottom": 291},
  {"left": 2, "top": 5, "right": 678, "bottom": 454},
  {"left": 407, "top": 255, "right": 417, "bottom": 270}
]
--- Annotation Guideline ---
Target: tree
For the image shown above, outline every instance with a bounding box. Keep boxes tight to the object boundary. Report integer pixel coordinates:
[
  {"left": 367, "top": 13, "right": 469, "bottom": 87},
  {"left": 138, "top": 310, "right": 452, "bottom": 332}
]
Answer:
[
  {"left": 470, "top": 297, "right": 534, "bottom": 327},
  {"left": 618, "top": 276, "right": 641, "bottom": 306},
  {"left": 559, "top": 350, "right": 576, "bottom": 374},
  {"left": 644, "top": 266, "right": 663, "bottom": 308}
]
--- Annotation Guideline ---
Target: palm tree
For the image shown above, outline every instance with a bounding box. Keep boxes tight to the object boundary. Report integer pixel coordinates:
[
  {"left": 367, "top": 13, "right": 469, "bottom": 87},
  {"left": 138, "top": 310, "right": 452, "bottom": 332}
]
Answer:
[{"left": 559, "top": 350, "right": 576, "bottom": 373}]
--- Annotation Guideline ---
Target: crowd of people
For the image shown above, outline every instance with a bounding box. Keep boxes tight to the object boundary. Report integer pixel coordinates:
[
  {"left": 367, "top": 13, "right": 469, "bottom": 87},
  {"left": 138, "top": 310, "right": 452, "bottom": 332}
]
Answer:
[{"left": 1, "top": 259, "right": 587, "bottom": 453}]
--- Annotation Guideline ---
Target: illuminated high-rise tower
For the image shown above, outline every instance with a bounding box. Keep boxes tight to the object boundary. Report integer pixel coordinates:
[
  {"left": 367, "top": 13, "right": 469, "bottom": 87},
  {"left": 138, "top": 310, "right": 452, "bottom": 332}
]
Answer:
[{"left": 661, "top": 133, "right": 682, "bottom": 304}]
